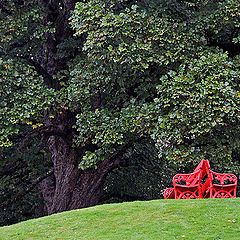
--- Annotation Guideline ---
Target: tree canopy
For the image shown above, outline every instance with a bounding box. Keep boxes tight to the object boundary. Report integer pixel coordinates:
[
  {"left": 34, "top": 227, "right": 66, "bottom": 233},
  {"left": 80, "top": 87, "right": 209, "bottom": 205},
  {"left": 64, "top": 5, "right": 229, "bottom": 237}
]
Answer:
[{"left": 0, "top": 0, "right": 240, "bottom": 223}]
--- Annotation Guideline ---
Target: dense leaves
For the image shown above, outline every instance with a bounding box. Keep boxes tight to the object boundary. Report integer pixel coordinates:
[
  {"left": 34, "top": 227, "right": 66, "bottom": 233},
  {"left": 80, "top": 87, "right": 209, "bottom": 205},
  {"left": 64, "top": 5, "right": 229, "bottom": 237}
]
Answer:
[
  {"left": 1, "top": 0, "right": 240, "bottom": 165},
  {"left": 152, "top": 51, "right": 240, "bottom": 163},
  {"left": 0, "top": 58, "right": 54, "bottom": 147},
  {"left": 68, "top": 0, "right": 240, "bottom": 168},
  {"left": 0, "top": 0, "right": 240, "bottom": 225}
]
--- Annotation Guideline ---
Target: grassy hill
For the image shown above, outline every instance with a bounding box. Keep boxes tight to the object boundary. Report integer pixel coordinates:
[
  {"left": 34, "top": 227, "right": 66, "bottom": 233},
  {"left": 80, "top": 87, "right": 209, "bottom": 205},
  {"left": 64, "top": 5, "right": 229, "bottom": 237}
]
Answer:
[{"left": 0, "top": 198, "right": 239, "bottom": 240}]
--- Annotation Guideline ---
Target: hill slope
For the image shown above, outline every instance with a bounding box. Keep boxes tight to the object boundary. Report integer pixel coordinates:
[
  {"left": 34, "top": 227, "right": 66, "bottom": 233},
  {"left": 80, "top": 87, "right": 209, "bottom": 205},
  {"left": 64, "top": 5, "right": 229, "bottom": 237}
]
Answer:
[{"left": 0, "top": 199, "right": 239, "bottom": 240}]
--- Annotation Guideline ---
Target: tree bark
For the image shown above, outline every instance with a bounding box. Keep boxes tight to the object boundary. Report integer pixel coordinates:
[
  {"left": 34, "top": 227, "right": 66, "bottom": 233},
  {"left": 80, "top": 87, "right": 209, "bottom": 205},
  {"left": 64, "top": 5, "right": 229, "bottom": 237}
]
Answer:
[
  {"left": 39, "top": 135, "right": 126, "bottom": 214},
  {"left": 33, "top": 0, "right": 127, "bottom": 215}
]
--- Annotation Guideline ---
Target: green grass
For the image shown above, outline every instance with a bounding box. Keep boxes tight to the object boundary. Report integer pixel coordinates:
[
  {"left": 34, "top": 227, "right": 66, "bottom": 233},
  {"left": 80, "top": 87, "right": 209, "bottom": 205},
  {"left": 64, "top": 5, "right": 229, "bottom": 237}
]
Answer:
[{"left": 0, "top": 199, "right": 240, "bottom": 240}]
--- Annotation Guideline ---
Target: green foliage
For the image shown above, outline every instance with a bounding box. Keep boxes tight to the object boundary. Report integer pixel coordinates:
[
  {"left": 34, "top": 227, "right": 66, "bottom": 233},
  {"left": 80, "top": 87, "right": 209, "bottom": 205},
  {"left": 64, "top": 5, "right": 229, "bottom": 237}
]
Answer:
[
  {"left": 0, "top": 0, "right": 240, "bottom": 226},
  {"left": 68, "top": 0, "right": 240, "bottom": 168},
  {"left": 0, "top": 58, "right": 55, "bottom": 147},
  {"left": 0, "top": 142, "right": 49, "bottom": 226},
  {"left": 104, "top": 139, "right": 176, "bottom": 201},
  {"left": 71, "top": 0, "right": 203, "bottom": 71},
  {"left": 0, "top": 2, "right": 53, "bottom": 56},
  {"left": 152, "top": 50, "right": 240, "bottom": 163},
  {"left": 0, "top": 0, "right": 240, "bottom": 220}
]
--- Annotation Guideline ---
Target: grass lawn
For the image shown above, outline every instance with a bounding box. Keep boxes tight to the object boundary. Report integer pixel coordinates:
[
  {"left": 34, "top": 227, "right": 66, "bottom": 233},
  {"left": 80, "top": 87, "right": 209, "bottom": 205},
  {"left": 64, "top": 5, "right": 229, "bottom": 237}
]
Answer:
[{"left": 0, "top": 198, "right": 239, "bottom": 240}]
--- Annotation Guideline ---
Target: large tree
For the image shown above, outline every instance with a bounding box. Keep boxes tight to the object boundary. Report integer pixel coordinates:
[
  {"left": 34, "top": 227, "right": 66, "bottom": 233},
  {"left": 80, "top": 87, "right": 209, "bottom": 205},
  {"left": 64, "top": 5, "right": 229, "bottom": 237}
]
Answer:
[{"left": 1, "top": 0, "right": 240, "bottom": 215}]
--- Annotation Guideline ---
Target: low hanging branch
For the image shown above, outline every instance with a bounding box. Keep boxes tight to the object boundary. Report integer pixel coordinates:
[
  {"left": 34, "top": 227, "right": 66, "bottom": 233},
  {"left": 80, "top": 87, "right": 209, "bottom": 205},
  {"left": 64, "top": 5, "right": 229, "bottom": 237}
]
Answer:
[{"left": 0, "top": 169, "right": 54, "bottom": 209}]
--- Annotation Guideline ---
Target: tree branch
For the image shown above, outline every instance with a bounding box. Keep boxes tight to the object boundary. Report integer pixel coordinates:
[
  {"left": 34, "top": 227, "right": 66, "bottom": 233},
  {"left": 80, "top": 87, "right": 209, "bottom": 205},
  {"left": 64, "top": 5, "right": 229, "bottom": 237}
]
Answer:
[{"left": 0, "top": 169, "right": 54, "bottom": 209}]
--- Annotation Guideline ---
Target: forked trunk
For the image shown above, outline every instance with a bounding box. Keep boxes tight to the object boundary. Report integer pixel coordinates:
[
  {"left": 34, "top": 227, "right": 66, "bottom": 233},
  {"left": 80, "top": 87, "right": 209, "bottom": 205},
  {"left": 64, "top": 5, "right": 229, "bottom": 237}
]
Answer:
[
  {"left": 39, "top": 135, "right": 122, "bottom": 214},
  {"left": 28, "top": 0, "right": 114, "bottom": 215}
]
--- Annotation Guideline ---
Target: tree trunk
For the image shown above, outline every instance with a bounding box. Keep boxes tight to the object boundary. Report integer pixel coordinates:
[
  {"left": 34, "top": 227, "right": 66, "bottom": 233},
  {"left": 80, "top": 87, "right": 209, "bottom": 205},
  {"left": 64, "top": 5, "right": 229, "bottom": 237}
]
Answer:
[
  {"left": 39, "top": 135, "right": 124, "bottom": 214},
  {"left": 34, "top": 0, "right": 126, "bottom": 215}
]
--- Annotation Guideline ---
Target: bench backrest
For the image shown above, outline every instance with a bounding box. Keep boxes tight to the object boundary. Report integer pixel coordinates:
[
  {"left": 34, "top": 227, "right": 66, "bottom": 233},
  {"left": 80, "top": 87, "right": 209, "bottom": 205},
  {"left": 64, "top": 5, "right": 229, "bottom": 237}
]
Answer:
[{"left": 173, "top": 160, "right": 211, "bottom": 187}]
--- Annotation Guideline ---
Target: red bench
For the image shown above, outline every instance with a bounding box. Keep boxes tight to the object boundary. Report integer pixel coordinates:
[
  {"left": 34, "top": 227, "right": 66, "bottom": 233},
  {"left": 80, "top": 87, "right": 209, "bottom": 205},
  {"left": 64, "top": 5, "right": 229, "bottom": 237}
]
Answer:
[{"left": 164, "top": 159, "right": 237, "bottom": 199}]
